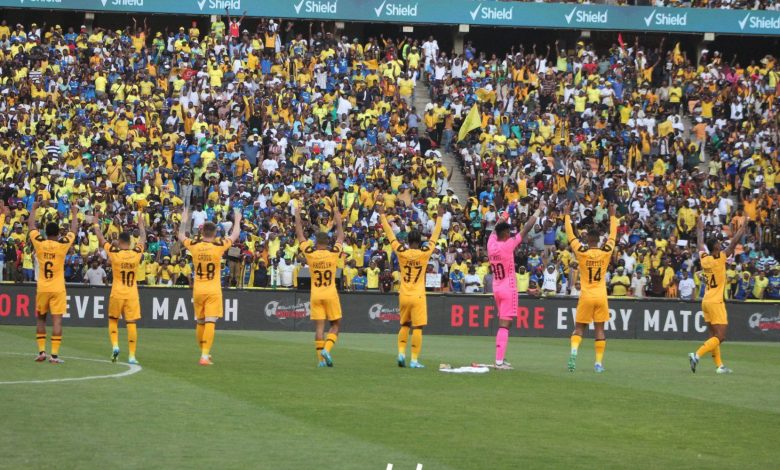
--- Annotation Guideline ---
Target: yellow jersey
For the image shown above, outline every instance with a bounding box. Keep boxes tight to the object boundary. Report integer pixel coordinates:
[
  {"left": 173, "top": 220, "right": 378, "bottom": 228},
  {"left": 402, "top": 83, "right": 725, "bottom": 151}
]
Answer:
[
  {"left": 30, "top": 229, "right": 76, "bottom": 293},
  {"left": 300, "top": 240, "right": 342, "bottom": 299},
  {"left": 183, "top": 237, "right": 232, "bottom": 295},
  {"left": 565, "top": 215, "right": 617, "bottom": 299},
  {"left": 700, "top": 252, "right": 726, "bottom": 304},
  {"left": 105, "top": 242, "right": 144, "bottom": 299},
  {"left": 380, "top": 215, "right": 442, "bottom": 296}
]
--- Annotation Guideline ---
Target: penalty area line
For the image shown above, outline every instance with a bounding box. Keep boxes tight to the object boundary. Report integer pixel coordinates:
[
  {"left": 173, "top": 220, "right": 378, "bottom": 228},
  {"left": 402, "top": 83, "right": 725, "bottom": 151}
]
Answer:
[{"left": 0, "top": 352, "right": 142, "bottom": 385}]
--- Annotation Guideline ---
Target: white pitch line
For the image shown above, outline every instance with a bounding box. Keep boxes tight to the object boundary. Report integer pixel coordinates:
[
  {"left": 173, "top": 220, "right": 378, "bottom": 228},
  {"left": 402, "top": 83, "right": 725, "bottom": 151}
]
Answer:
[{"left": 0, "top": 352, "right": 142, "bottom": 385}]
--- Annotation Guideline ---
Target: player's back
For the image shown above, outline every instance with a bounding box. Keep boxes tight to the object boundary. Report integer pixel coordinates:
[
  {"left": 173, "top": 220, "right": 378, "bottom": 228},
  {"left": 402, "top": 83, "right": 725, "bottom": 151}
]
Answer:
[
  {"left": 302, "top": 240, "right": 341, "bottom": 299},
  {"left": 701, "top": 253, "right": 726, "bottom": 303},
  {"left": 396, "top": 247, "right": 431, "bottom": 296},
  {"left": 565, "top": 214, "right": 617, "bottom": 300},
  {"left": 106, "top": 244, "right": 143, "bottom": 299},
  {"left": 30, "top": 230, "right": 75, "bottom": 292},
  {"left": 185, "top": 238, "right": 231, "bottom": 294},
  {"left": 487, "top": 234, "right": 520, "bottom": 291},
  {"left": 574, "top": 247, "right": 612, "bottom": 299}
]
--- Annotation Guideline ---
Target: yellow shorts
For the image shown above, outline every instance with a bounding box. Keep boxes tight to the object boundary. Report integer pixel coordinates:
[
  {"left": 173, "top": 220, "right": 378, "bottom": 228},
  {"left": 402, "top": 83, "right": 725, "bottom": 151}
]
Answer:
[
  {"left": 575, "top": 297, "right": 609, "bottom": 324},
  {"left": 108, "top": 297, "right": 141, "bottom": 322},
  {"left": 702, "top": 302, "right": 728, "bottom": 325},
  {"left": 400, "top": 294, "right": 427, "bottom": 327},
  {"left": 36, "top": 291, "right": 67, "bottom": 316},
  {"left": 194, "top": 293, "right": 223, "bottom": 320},
  {"left": 310, "top": 296, "right": 342, "bottom": 322}
]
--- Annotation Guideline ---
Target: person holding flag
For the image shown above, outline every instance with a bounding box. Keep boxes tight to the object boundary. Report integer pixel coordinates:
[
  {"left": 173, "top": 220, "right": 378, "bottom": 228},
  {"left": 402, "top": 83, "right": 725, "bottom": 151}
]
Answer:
[{"left": 457, "top": 104, "right": 482, "bottom": 142}]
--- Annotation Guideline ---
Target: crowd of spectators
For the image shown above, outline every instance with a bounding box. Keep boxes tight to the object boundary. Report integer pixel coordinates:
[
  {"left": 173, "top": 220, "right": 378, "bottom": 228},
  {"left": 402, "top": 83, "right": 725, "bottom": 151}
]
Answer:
[
  {"left": 442, "top": 34, "right": 779, "bottom": 299},
  {"left": 0, "top": 15, "right": 777, "bottom": 301}
]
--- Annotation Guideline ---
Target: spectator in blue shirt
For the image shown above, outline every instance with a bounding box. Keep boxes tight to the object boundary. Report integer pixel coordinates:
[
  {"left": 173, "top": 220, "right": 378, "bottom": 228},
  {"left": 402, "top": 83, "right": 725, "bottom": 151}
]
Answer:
[
  {"left": 766, "top": 267, "right": 780, "bottom": 300},
  {"left": 352, "top": 269, "right": 368, "bottom": 291},
  {"left": 450, "top": 268, "right": 465, "bottom": 293}
]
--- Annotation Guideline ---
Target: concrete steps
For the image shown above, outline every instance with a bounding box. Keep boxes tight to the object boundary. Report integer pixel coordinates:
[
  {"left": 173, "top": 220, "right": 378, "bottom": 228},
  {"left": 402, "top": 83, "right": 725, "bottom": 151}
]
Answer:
[{"left": 411, "top": 85, "right": 471, "bottom": 203}]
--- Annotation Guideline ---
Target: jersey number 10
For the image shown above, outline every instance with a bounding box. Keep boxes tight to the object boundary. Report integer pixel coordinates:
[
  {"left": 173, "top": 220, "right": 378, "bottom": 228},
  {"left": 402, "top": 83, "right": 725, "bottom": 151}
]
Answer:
[{"left": 491, "top": 263, "right": 505, "bottom": 281}]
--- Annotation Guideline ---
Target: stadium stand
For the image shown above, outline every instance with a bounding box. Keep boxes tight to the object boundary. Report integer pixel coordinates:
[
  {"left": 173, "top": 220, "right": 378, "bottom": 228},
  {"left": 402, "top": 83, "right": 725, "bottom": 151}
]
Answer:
[{"left": 0, "top": 17, "right": 777, "bottom": 301}]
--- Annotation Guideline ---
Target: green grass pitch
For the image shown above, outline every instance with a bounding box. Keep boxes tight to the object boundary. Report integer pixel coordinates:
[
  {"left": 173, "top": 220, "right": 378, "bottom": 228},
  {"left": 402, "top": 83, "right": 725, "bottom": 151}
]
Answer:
[{"left": 0, "top": 325, "right": 778, "bottom": 469}]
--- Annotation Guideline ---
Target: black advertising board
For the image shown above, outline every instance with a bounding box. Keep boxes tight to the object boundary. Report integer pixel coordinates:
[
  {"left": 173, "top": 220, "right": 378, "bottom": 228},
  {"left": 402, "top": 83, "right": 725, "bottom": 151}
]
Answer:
[{"left": 0, "top": 285, "right": 778, "bottom": 342}]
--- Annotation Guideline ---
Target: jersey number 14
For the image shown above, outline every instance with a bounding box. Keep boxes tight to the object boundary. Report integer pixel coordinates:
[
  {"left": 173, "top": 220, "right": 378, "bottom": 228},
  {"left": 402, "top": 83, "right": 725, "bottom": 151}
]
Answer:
[{"left": 587, "top": 267, "right": 602, "bottom": 283}]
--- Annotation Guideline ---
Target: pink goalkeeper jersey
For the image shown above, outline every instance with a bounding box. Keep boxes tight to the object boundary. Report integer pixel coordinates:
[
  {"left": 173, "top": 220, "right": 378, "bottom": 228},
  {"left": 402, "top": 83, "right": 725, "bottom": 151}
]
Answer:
[{"left": 487, "top": 231, "right": 523, "bottom": 294}]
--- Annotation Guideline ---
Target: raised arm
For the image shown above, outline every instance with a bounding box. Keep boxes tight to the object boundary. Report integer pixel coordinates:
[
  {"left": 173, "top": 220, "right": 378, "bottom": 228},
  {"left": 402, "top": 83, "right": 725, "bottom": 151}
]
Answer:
[
  {"left": 294, "top": 206, "right": 306, "bottom": 244},
  {"left": 520, "top": 200, "right": 546, "bottom": 240},
  {"left": 429, "top": 205, "right": 444, "bottom": 246},
  {"left": 137, "top": 211, "right": 147, "bottom": 249},
  {"left": 69, "top": 203, "right": 79, "bottom": 235},
  {"left": 333, "top": 205, "right": 345, "bottom": 246},
  {"left": 723, "top": 217, "right": 746, "bottom": 258},
  {"left": 92, "top": 214, "right": 108, "bottom": 247},
  {"left": 696, "top": 215, "right": 705, "bottom": 254},
  {"left": 563, "top": 202, "right": 581, "bottom": 251},
  {"left": 29, "top": 200, "right": 39, "bottom": 232},
  {"left": 604, "top": 204, "right": 618, "bottom": 252},
  {"left": 228, "top": 208, "right": 242, "bottom": 243},
  {"left": 177, "top": 206, "right": 190, "bottom": 243},
  {"left": 376, "top": 202, "right": 399, "bottom": 248}
]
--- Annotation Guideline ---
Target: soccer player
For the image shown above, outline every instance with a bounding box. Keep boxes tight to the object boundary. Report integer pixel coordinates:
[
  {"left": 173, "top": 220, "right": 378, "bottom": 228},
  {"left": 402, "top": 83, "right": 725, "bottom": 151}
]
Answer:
[
  {"left": 93, "top": 213, "right": 146, "bottom": 364},
  {"left": 563, "top": 202, "right": 617, "bottom": 373},
  {"left": 689, "top": 216, "right": 746, "bottom": 374},
  {"left": 487, "top": 204, "right": 544, "bottom": 370},
  {"left": 178, "top": 206, "right": 242, "bottom": 366},
  {"left": 29, "top": 200, "right": 79, "bottom": 364},
  {"left": 378, "top": 201, "right": 444, "bottom": 368},
  {"left": 294, "top": 205, "right": 345, "bottom": 367}
]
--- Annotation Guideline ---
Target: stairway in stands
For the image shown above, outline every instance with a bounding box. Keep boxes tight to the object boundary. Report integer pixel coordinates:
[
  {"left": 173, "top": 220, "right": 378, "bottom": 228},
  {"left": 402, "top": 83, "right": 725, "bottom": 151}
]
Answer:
[{"left": 412, "top": 84, "right": 471, "bottom": 203}]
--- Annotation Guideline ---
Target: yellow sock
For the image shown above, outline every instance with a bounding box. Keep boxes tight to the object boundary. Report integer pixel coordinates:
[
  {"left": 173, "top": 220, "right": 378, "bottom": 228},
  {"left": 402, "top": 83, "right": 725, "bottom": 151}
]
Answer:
[
  {"left": 201, "top": 322, "right": 215, "bottom": 357},
  {"left": 711, "top": 345, "right": 723, "bottom": 367},
  {"left": 324, "top": 333, "right": 338, "bottom": 353},
  {"left": 570, "top": 334, "right": 582, "bottom": 354},
  {"left": 51, "top": 335, "right": 62, "bottom": 356},
  {"left": 36, "top": 333, "right": 46, "bottom": 353},
  {"left": 315, "top": 340, "right": 326, "bottom": 362},
  {"left": 595, "top": 339, "right": 606, "bottom": 365},
  {"left": 397, "top": 325, "right": 410, "bottom": 356},
  {"left": 196, "top": 323, "right": 205, "bottom": 350},
  {"left": 127, "top": 322, "right": 138, "bottom": 357},
  {"left": 411, "top": 328, "right": 423, "bottom": 362},
  {"left": 109, "top": 318, "right": 119, "bottom": 348},
  {"left": 696, "top": 337, "right": 720, "bottom": 359}
]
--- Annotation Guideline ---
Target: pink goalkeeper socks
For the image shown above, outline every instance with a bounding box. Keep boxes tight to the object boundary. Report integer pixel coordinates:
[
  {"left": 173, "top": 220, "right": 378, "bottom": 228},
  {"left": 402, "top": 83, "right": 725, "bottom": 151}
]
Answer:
[{"left": 496, "top": 327, "right": 509, "bottom": 363}]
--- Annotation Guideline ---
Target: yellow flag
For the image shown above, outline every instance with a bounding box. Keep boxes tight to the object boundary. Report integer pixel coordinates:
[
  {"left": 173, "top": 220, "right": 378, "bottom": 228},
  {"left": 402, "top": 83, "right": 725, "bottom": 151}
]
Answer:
[
  {"left": 658, "top": 120, "right": 673, "bottom": 137},
  {"left": 362, "top": 59, "right": 379, "bottom": 70},
  {"left": 475, "top": 88, "right": 496, "bottom": 104},
  {"left": 673, "top": 42, "right": 683, "bottom": 65},
  {"left": 458, "top": 105, "right": 482, "bottom": 142}
]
